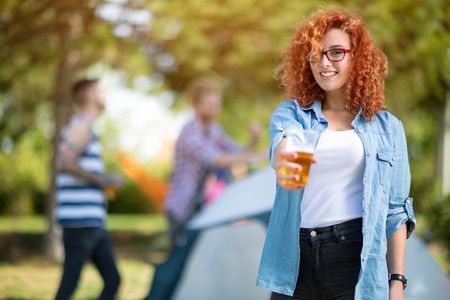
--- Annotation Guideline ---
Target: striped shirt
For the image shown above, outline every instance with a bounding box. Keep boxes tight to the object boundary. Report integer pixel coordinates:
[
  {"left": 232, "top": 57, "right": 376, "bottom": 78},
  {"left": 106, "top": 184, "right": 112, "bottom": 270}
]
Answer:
[
  {"left": 56, "top": 114, "right": 106, "bottom": 228},
  {"left": 166, "top": 116, "right": 240, "bottom": 221}
]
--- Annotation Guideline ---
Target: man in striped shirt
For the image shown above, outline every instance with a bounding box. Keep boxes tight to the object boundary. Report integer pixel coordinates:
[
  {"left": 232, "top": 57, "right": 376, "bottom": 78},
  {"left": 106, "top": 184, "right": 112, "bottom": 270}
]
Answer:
[
  {"left": 54, "top": 79, "right": 122, "bottom": 300},
  {"left": 144, "top": 77, "right": 268, "bottom": 300}
]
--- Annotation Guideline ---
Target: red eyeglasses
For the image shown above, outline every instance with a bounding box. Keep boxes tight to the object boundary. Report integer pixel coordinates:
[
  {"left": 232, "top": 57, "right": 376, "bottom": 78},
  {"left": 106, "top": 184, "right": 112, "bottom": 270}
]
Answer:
[{"left": 308, "top": 49, "right": 352, "bottom": 63}]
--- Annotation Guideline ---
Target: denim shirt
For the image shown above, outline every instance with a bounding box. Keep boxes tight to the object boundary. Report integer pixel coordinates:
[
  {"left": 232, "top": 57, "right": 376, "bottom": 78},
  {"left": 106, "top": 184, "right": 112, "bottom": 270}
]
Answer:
[{"left": 257, "top": 100, "right": 415, "bottom": 299}]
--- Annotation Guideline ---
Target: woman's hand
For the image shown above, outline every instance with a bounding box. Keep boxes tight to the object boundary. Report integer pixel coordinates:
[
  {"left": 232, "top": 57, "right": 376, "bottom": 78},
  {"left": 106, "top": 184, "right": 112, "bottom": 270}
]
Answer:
[{"left": 274, "top": 138, "right": 317, "bottom": 190}]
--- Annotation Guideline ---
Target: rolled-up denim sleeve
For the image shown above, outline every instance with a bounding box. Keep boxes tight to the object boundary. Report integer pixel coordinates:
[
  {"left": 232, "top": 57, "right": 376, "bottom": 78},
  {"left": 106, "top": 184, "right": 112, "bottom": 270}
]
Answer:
[
  {"left": 386, "top": 120, "right": 416, "bottom": 239},
  {"left": 269, "top": 101, "right": 303, "bottom": 168}
]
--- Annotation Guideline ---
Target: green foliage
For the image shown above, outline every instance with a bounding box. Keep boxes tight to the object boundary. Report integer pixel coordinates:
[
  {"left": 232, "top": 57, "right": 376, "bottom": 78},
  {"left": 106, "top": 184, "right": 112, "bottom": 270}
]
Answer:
[
  {"left": 107, "top": 179, "right": 155, "bottom": 214},
  {"left": 429, "top": 194, "right": 450, "bottom": 250},
  {"left": 219, "top": 94, "right": 272, "bottom": 150},
  {"left": 0, "top": 0, "right": 150, "bottom": 144},
  {"left": 0, "top": 125, "right": 50, "bottom": 215},
  {"left": 423, "top": 193, "right": 450, "bottom": 273},
  {"left": 0, "top": 0, "right": 153, "bottom": 219}
]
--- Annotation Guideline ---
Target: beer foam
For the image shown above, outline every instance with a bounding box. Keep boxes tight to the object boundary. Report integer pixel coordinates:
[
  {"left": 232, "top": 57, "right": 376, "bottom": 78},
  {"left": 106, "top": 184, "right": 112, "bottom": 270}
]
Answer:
[{"left": 287, "top": 146, "right": 314, "bottom": 154}]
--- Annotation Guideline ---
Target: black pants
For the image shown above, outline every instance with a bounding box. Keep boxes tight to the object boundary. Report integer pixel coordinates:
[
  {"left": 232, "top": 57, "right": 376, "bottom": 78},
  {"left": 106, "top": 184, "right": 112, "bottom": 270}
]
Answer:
[
  {"left": 271, "top": 218, "right": 363, "bottom": 300},
  {"left": 55, "top": 227, "right": 121, "bottom": 300}
]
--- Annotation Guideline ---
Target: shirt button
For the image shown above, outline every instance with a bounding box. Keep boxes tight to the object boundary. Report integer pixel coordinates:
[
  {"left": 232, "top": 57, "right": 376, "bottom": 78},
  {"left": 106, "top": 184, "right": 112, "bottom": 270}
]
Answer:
[
  {"left": 406, "top": 199, "right": 411, "bottom": 204},
  {"left": 362, "top": 258, "right": 366, "bottom": 262},
  {"left": 364, "top": 179, "right": 369, "bottom": 183},
  {"left": 310, "top": 230, "right": 317, "bottom": 237},
  {"left": 364, "top": 231, "right": 369, "bottom": 235},
  {"left": 367, "top": 153, "right": 372, "bottom": 157},
  {"left": 364, "top": 205, "right": 368, "bottom": 210},
  {"left": 392, "top": 158, "right": 395, "bottom": 161}
]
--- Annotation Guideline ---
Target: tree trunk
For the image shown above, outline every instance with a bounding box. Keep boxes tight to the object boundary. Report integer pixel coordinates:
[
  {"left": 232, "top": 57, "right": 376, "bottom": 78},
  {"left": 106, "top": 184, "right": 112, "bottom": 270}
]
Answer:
[
  {"left": 44, "top": 57, "right": 75, "bottom": 261},
  {"left": 436, "top": 48, "right": 450, "bottom": 200},
  {"left": 44, "top": 13, "right": 79, "bottom": 261},
  {"left": 437, "top": 89, "right": 450, "bottom": 199}
]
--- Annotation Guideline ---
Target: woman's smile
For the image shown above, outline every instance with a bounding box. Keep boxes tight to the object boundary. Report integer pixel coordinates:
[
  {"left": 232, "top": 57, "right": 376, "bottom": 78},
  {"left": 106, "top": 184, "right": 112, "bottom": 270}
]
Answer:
[{"left": 320, "top": 71, "right": 338, "bottom": 78}]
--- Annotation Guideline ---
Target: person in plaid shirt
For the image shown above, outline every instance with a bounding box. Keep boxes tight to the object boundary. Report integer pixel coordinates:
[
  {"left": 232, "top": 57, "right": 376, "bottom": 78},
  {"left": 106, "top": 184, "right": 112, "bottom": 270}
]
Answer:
[{"left": 144, "top": 77, "right": 267, "bottom": 300}]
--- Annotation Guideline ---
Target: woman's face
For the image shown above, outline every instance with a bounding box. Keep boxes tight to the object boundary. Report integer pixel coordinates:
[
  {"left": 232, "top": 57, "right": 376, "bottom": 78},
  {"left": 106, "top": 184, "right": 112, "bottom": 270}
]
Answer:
[{"left": 309, "top": 28, "right": 353, "bottom": 95}]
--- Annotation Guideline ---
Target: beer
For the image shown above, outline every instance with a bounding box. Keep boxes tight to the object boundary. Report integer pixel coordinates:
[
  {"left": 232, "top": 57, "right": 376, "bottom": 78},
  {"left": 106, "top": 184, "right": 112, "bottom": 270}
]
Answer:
[
  {"left": 285, "top": 128, "right": 319, "bottom": 187},
  {"left": 286, "top": 149, "right": 314, "bottom": 187}
]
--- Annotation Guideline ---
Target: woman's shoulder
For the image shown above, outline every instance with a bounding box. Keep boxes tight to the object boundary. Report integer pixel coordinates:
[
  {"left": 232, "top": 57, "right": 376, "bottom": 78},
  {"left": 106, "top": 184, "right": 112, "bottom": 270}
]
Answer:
[
  {"left": 274, "top": 99, "right": 298, "bottom": 110},
  {"left": 366, "top": 110, "right": 403, "bottom": 134},
  {"left": 374, "top": 110, "right": 402, "bottom": 125}
]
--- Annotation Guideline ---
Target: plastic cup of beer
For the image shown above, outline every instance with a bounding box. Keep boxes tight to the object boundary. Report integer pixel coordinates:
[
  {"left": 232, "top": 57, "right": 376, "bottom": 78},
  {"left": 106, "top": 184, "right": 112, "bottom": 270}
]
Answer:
[{"left": 285, "top": 128, "right": 319, "bottom": 187}]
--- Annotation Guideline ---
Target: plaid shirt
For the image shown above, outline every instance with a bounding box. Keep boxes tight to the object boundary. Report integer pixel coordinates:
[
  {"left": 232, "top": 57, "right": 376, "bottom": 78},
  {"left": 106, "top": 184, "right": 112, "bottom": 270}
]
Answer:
[{"left": 166, "top": 116, "right": 240, "bottom": 221}]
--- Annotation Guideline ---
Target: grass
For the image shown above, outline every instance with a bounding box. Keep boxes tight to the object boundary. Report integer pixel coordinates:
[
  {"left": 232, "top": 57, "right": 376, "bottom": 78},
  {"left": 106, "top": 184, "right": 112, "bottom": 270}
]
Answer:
[
  {"left": 0, "top": 216, "right": 47, "bottom": 234},
  {"left": 0, "top": 214, "right": 167, "bottom": 234},
  {"left": 0, "top": 257, "right": 154, "bottom": 299},
  {"left": 0, "top": 214, "right": 168, "bottom": 300}
]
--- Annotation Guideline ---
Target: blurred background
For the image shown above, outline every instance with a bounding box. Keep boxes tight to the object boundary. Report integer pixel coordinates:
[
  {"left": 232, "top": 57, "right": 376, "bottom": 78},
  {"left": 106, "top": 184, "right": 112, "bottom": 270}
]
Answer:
[{"left": 0, "top": 0, "right": 448, "bottom": 299}]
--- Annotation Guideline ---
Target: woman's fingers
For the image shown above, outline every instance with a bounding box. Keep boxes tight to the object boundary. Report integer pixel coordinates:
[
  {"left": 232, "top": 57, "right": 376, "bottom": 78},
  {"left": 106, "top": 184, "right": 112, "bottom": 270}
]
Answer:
[
  {"left": 274, "top": 142, "right": 315, "bottom": 190},
  {"left": 275, "top": 160, "right": 304, "bottom": 189}
]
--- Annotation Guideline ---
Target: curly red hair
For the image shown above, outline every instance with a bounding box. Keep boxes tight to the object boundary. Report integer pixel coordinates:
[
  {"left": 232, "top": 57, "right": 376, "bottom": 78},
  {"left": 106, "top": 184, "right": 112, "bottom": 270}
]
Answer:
[{"left": 279, "top": 6, "right": 388, "bottom": 120}]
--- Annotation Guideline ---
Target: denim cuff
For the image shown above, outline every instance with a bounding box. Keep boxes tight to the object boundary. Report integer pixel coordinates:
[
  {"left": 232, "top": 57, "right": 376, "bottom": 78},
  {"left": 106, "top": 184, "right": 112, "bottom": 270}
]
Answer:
[
  {"left": 404, "top": 197, "right": 416, "bottom": 238},
  {"left": 386, "top": 197, "right": 416, "bottom": 239}
]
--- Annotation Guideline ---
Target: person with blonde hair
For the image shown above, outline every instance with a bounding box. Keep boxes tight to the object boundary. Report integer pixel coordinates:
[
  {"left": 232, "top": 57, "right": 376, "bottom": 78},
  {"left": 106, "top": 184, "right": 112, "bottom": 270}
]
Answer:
[
  {"left": 144, "top": 76, "right": 267, "bottom": 300},
  {"left": 257, "top": 7, "right": 415, "bottom": 300}
]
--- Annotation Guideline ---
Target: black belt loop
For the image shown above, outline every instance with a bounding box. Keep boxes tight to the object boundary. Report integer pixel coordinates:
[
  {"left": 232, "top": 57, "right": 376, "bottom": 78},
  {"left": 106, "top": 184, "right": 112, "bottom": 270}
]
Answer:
[{"left": 332, "top": 224, "right": 340, "bottom": 241}]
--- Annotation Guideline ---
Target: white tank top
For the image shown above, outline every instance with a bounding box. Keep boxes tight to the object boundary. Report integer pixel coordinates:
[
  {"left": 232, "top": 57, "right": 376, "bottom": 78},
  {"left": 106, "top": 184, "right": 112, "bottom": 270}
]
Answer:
[{"left": 300, "top": 129, "right": 365, "bottom": 228}]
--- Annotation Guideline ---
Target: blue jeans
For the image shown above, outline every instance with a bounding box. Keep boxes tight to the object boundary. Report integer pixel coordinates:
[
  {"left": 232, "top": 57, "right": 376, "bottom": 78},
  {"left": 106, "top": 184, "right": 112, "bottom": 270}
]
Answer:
[
  {"left": 144, "top": 223, "right": 199, "bottom": 300},
  {"left": 55, "top": 227, "right": 121, "bottom": 300},
  {"left": 271, "top": 218, "right": 363, "bottom": 300}
]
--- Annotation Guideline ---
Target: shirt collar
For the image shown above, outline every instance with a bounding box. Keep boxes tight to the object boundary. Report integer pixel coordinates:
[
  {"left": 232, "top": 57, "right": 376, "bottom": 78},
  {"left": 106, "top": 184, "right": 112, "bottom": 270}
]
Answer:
[
  {"left": 352, "top": 106, "right": 364, "bottom": 127},
  {"left": 297, "top": 101, "right": 326, "bottom": 123},
  {"left": 296, "top": 100, "right": 364, "bottom": 125}
]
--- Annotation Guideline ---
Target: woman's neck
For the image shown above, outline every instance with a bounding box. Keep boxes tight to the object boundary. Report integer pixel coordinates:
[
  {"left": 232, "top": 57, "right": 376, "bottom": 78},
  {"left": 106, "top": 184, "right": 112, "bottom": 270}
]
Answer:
[
  {"left": 323, "top": 89, "right": 347, "bottom": 112},
  {"left": 322, "top": 91, "right": 355, "bottom": 131}
]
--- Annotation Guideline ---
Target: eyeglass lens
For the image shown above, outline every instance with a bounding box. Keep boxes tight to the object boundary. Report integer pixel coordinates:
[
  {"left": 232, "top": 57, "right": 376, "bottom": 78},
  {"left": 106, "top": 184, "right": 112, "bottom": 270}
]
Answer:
[{"left": 308, "top": 49, "right": 346, "bottom": 62}]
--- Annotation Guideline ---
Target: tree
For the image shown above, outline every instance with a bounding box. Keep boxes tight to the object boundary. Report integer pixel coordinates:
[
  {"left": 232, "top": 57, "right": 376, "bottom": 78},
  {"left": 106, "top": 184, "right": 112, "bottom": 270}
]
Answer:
[{"left": 0, "top": 0, "right": 150, "bottom": 260}]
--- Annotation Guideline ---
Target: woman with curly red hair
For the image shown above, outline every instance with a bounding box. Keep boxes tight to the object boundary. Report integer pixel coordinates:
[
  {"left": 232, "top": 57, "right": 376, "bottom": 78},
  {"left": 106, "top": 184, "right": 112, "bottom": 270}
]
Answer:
[{"left": 257, "top": 6, "right": 415, "bottom": 300}]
